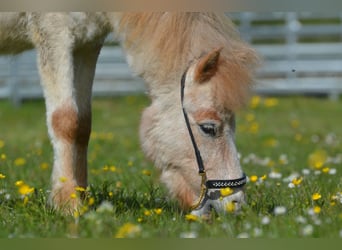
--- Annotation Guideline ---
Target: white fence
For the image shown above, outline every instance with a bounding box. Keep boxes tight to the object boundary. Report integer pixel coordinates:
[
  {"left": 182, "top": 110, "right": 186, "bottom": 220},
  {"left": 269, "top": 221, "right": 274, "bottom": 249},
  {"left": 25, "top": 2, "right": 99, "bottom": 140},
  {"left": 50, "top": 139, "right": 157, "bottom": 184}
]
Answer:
[{"left": 1, "top": 12, "right": 342, "bottom": 104}]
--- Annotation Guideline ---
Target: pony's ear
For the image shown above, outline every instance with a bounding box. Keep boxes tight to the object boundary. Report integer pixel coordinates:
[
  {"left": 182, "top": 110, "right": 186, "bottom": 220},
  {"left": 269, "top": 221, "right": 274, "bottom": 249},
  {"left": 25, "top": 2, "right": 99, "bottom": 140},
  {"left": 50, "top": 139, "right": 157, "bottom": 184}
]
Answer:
[{"left": 194, "top": 47, "right": 222, "bottom": 83}]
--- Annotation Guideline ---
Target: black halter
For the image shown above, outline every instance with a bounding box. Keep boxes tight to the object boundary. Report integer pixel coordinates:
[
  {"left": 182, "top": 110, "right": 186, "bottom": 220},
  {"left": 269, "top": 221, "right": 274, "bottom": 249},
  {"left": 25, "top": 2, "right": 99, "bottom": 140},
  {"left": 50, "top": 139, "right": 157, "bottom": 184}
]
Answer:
[{"left": 180, "top": 69, "right": 247, "bottom": 209}]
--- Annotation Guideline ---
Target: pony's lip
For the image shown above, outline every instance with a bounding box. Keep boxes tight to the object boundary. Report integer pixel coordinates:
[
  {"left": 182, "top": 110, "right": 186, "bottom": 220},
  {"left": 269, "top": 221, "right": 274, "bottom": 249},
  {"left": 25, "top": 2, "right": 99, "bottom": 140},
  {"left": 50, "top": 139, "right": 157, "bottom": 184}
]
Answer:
[{"left": 190, "top": 189, "right": 245, "bottom": 217}]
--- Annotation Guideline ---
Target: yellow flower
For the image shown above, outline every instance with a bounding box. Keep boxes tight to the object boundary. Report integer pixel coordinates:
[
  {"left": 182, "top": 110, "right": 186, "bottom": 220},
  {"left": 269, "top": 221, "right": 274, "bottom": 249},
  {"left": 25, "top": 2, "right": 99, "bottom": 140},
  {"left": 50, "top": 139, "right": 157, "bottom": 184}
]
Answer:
[
  {"left": 154, "top": 208, "right": 163, "bottom": 215},
  {"left": 250, "top": 96, "right": 261, "bottom": 109},
  {"left": 40, "top": 162, "right": 49, "bottom": 170},
  {"left": 225, "top": 202, "right": 235, "bottom": 213},
  {"left": 1, "top": 153, "right": 6, "bottom": 160},
  {"left": 0, "top": 173, "right": 6, "bottom": 179},
  {"left": 59, "top": 176, "right": 67, "bottom": 183},
  {"left": 248, "top": 122, "right": 259, "bottom": 134},
  {"left": 15, "top": 180, "right": 24, "bottom": 186},
  {"left": 142, "top": 169, "right": 151, "bottom": 176},
  {"left": 185, "top": 214, "right": 199, "bottom": 222},
  {"left": 294, "top": 133, "right": 303, "bottom": 142},
  {"left": 70, "top": 193, "right": 77, "bottom": 199},
  {"left": 292, "top": 177, "right": 303, "bottom": 186},
  {"left": 263, "top": 138, "right": 279, "bottom": 147},
  {"left": 313, "top": 206, "right": 321, "bottom": 214},
  {"left": 322, "top": 167, "right": 330, "bottom": 174},
  {"left": 312, "top": 193, "right": 322, "bottom": 201},
  {"left": 249, "top": 175, "right": 258, "bottom": 183},
  {"left": 115, "top": 223, "right": 141, "bottom": 238},
  {"left": 290, "top": 119, "right": 300, "bottom": 129},
  {"left": 75, "top": 186, "right": 86, "bottom": 192},
  {"left": 144, "top": 210, "right": 152, "bottom": 216},
  {"left": 245, "top": 113, "right": 255, "bottom": 122},
  {"left": 14, "top": 157, "right": 26, "bottom": 166},
  {"left": 260, "top": 174, "right": 267, "bottom": 181},
  {"left": 18, "top": 184, "right": 34, "bottom": 196},
  {"left": 220, "top": 187, "right": 233, "bottom": 197},
  {"left": 264, "top": 97, "right": 279, "bottom": 108},
  {"left": 308, "top": 150, "right": 327, "bottom": 169},
  {"left": 109, "top": 166, "right": 117, "bottom": 172},
  {"left": 88, "top": 197, "right": 95, "bottom": 206}
]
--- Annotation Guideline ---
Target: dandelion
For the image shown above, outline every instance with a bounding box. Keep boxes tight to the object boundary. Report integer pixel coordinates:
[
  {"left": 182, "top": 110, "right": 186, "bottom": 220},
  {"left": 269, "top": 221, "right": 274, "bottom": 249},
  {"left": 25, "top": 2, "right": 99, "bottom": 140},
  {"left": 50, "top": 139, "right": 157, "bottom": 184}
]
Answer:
[
  {"left": 185, "top": 214, "right": 199, "bottom": 222},
  {"left": 245, "top": 113, "right": 255, "bottom": 122},
  {"left": 59, "top": 176, "right": 67, "bottom": 183},
  {"left": 88, "top": 197, "right": 95, "bottom": 206},
  {"left": 75, "top": 186, "right": 86, "bottom": 192},
  {"left": 264, "top": 97, "right": 279, "bottom": 107},
  {"left": 308, "top": 150, "right": 327, "bottom": 169},
  {"left": 109, "top": 166, "right": 117, "bottom": 172},
  {"left": 154, "top": 208, "right": 163, "bottom": 215},
  {"left": 144, "top": 210, "right": 152, "bottom": 216},
  {"left": 142, "top": 169, "right": 151, "bottom": 176},
  {"left": 0, "top": 173, "right": 6, "bottom": 179},
  {"left": 15, "top": 181, "right": 34, "bottom": 196},
  {"left": 294, "top": 133, "right": 303, "bottom": 142},
  {"left": 40, "top": 162, "right": 49, "bottom": 170},
  {"left": 312, "top": 193, "right": 322, "bottom": 201},
  {"left": 248, "top": 122, "right": 259, "bottom": 134},
  {"left": 249, "top": 175, "right": 258, "bottom": 183},
  {"left": 263, "top": 138, "right": 279, "bottom": 147},
  {"left": 313, "top": 206, "right": 321, "bottom": 214},
  {"left": 220, "top": 187, "right": 233, "bottom": 197},
  {"left": 225, "top": 201, "right": 235, "bottom": 213},
  {"left": 70, "top": 193, "right": 77, "bottom": 199},
  {"left": 291, "top": 177, "right": 303, "bottom": 186},
  {"left": 290, "top": 119, "right": 300, "bottom": 129},
  {"left": 1, "top": 153, "right": 6, "bottom": 160},
  {"left": 321, "top": 167, "right": 330, "bottom": 174},
  {"left": 274, "top": 206, "right": 287, "bottom": 215},
  {"left": 14, "top": 157, "right": 26, "bottom": 166},
  {"left": 250, "top": 96, "right": 261, "bottom": 109},
  {"left": 115, "top": 223, "right": 141, "bottom": 238}
]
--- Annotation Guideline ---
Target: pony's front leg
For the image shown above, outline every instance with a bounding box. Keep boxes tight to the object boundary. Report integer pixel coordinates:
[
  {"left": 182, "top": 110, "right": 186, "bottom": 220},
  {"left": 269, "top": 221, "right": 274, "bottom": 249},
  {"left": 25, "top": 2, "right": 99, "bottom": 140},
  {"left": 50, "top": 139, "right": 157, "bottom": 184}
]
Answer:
[{"left": 37, "top": 43, "right": 101, "bottom": 213}]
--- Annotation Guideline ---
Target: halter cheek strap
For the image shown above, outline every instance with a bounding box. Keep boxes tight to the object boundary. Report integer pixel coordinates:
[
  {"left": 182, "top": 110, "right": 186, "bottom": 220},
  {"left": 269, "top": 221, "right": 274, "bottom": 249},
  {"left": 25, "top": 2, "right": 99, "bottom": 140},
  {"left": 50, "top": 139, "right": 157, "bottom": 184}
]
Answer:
[{"left": 180, "top": 69, "right": 247, "bottom": 210}]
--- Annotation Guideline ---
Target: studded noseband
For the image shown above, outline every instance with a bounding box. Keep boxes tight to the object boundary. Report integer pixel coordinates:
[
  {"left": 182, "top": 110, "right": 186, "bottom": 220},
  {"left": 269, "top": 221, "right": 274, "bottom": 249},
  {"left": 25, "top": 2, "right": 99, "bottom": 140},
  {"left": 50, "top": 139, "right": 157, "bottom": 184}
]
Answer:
[{"left": 180, "top": 68, "right": 247, "bottom": 210}]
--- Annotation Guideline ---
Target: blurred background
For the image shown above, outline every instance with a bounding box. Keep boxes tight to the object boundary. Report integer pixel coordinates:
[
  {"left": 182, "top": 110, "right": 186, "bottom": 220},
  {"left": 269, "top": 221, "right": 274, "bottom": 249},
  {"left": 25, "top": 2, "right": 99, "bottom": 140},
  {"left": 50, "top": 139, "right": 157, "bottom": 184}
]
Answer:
[{"left": 1, "top": 12, "right": 342, "bottom": 105}]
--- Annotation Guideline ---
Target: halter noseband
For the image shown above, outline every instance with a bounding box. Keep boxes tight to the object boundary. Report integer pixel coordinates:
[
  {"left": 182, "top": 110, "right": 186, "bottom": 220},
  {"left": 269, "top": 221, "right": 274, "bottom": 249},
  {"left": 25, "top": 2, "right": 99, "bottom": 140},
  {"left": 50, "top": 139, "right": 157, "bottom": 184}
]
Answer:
[{"left": 180, "top": 68, "right": 247, "bottom": 210}]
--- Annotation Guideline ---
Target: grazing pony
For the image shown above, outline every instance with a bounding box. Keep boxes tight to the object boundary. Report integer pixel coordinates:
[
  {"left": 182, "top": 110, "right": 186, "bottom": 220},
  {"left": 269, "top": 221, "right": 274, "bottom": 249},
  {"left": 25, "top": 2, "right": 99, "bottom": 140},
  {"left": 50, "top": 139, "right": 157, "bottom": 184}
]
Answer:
[{"left": 0, "top": 12, "right": 258, "bottom": 216}]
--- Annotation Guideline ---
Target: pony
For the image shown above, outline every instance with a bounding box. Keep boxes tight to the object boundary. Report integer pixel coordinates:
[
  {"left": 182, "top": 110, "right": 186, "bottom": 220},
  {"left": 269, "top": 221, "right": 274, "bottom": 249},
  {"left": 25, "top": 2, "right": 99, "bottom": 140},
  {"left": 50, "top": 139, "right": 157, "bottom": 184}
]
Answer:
[{"left": 0, "top": 12, "right": 258, "bottom": 216}]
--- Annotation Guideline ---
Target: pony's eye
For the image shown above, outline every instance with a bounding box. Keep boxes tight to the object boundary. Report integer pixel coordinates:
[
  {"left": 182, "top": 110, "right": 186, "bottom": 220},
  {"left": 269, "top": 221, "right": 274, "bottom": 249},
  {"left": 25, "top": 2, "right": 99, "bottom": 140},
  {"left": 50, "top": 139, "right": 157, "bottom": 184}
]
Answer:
[{"left": 199, "top": 123, "right": 218, "bottom": 137}]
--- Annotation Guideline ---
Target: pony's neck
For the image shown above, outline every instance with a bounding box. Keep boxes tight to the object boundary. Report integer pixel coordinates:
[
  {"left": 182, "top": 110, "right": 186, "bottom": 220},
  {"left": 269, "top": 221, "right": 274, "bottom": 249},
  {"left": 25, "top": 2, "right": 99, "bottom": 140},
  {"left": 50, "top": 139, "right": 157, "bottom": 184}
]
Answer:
[{"left": 112, "top": 13, "right": 238, "bottom": 97}]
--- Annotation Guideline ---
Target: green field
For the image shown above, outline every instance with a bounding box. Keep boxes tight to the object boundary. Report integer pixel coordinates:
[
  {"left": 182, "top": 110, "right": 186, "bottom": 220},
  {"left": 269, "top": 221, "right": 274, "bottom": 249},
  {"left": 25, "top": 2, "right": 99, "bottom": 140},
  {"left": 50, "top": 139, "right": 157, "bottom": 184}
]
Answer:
[{"left": 0, "top": 95, "right": 341, "bottom": 238}]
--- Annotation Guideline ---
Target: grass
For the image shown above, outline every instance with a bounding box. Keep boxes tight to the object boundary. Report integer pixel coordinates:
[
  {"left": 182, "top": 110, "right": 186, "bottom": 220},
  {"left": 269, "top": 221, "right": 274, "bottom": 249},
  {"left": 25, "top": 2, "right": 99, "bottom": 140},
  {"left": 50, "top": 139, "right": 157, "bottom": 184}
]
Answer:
[{"left": 0, "top": 95, "right": 341, "bottom": 238}]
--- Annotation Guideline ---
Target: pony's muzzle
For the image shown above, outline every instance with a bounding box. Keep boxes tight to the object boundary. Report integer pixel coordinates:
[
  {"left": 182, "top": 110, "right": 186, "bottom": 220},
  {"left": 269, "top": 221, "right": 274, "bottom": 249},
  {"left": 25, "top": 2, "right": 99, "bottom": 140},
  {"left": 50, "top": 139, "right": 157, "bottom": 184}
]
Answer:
[{"left": 190, "top": 188, "right": 246, "bottom": 217}]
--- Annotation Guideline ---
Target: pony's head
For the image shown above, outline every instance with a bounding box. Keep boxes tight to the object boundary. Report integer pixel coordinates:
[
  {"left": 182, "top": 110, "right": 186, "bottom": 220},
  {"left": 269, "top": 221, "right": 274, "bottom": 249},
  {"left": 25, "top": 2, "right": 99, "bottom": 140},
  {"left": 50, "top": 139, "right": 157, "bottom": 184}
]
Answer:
[{"left": 140, "top": 46, "right": 257, "bottom": 216}]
